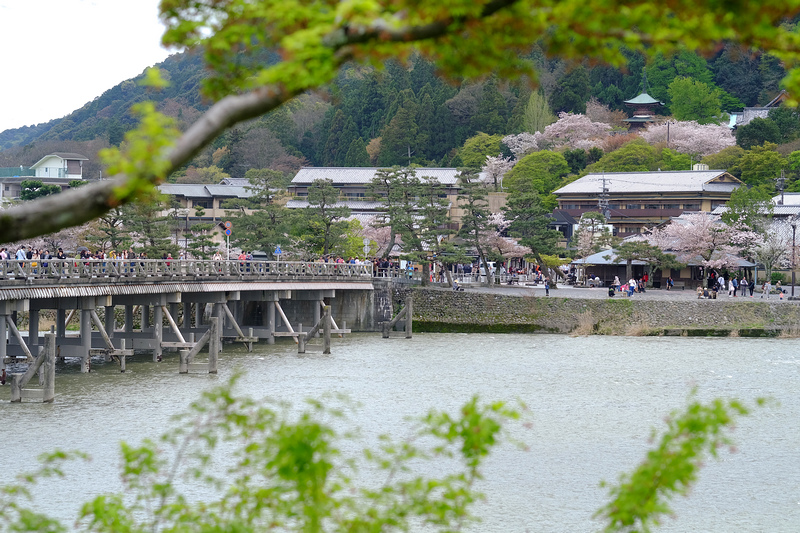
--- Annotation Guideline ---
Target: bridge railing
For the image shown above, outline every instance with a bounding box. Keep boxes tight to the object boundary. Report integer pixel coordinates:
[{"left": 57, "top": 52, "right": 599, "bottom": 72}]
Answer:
[{"left": 0, "top": 259, "right": 373, "bottom": 282}]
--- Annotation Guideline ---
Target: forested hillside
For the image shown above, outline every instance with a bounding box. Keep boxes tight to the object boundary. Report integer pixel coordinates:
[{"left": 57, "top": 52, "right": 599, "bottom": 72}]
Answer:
[{"left": 0, "top": 44, "right": 790, "bottom": 182}]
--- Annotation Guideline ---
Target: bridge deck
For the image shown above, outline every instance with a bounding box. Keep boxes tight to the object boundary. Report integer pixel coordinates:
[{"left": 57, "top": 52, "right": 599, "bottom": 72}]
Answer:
[{"left": 0, "top": 259, "right": 374, "bottom": 299}]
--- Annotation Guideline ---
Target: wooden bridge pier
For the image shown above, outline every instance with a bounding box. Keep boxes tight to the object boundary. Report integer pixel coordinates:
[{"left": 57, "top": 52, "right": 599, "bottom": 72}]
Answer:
[
  {"left": 10, "top": 331, "right": 55, "bottom": 403},
  {"left": 382, "top": 296, "right": 413, "bottom": 338}
]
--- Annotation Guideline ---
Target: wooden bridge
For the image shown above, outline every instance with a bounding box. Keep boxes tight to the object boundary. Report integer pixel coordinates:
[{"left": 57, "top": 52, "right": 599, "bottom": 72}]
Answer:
[{"left": 0, "top": 260, "right": 384, "bottom": 390}]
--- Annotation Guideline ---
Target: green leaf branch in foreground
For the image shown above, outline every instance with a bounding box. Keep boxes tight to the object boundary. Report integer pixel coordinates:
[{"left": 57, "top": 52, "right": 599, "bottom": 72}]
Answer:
[
  {"left": 0, "top": 386, "right": 766, "bottom": 532},
  {"left": 596, "top": 395, "right": 765, "bottom": 533},
  {"left": 4, "top": 0, "right": 800, "bottom": 242},
  {"left": 72, "top": 375, "right": 525, "bottom": 533}
]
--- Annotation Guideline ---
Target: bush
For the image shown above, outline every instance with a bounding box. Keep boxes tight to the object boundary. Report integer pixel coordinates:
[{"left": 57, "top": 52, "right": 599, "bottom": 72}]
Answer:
[{"left": 771, "top": 272, "right": 786, "bottom": 283}]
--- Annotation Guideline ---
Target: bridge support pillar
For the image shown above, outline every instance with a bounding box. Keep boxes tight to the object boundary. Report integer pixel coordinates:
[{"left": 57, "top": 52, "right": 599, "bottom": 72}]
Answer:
[
  {"left": 28, "top": 309, "right": 39, "bottom": 350},
  {"left": 153, "top": 304, "right": 163, "bottom": 362},
  {"left": 105, "top": 306, "right": 115, "bottom": 340},
  {"left": 80, "top": 308, "right": 92, "bottom": 373},
  {"left": 169, "top": 303, "right": 179, "bottom": 330},
  {"left": 0, "top": 314, "right": 6, "bottom": 377},
  {"left": 195, "top": 302, "right": 202, "bottom": 327},
  {"left": 142, "top": 305, "right": 151, "bottom": 331},
  {"left": 213, "top": 303, "right": 224, "bottom": 352},
  {"left": 124, "top": 305, "right": 133, "bottom": 332},
  {"left": 313, "top": 303, "right": 321, "bottom": 338},
  {"left": 266, "top": 302, "right": 275, "bottom": 344},
  {"left": 56, "top": 308, "right": 66, "bottom": 339}
]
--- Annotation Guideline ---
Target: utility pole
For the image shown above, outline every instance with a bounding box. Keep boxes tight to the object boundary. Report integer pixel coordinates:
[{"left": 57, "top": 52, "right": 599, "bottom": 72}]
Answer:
[
  {"left": 598, "top": 174, "right": 611, "bottom": 221},
  {"left": 779, "top": 169, "right": 786, "bottom": 205}
]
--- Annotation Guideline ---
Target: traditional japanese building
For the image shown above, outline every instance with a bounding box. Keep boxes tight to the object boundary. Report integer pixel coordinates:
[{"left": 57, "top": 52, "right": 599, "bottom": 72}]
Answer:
[
  {"left": 553, "top": 169, "right": 742, "bottom": 238},
  {"left": 623, "top": 92, "right": 664, "bottom": 130}
]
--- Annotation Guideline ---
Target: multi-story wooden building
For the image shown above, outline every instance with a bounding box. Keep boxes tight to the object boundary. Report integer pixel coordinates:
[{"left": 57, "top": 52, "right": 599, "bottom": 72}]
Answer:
[{"left": 553, "top": 169, "right": 742, "bottom": 237}]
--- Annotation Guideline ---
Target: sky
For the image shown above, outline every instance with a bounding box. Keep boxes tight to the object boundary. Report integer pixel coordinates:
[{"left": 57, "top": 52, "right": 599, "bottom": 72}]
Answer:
[{"left": 0, "top": 0, "right": 172, "bottom": 133}]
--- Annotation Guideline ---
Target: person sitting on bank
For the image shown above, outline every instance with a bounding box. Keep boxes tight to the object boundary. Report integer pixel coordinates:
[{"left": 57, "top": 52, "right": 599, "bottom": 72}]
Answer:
[{"left": 452, "top": 279, "right": 464, "bottom": 291}]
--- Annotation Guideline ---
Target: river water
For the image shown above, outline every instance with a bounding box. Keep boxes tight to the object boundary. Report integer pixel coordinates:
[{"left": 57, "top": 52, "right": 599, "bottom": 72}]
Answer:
[{"left": 3, "top": 333, "right": 800, "bottom": 532}]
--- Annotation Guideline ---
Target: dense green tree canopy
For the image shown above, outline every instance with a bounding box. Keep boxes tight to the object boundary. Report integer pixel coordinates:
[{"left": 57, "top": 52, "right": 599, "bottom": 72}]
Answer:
[
  {"left": 667, "top": 77, "right": 723, "bottom": 124},
  {"left": 730, "top": 142, "right": 787, "bottom": 187},
  {"left": 701, "top": 145, "right": 745, "bottom": 172},
  {"left": 456, "top": 132, "right": 503, "bottom": 168},
  {"left": 736, "top": 117, "right": 782, "bottom": 150},
  {"left": 505, "top": 150, "right": 570, "bottom": 196},
  {"left": 586, "top": 138, "right": 657, "bottom": 173},
  {"left": 19, "top": 180, "right": 61, "bottom": 201},
  {"left": 720, "top": 184, "right": 773, "bottom": 232}
]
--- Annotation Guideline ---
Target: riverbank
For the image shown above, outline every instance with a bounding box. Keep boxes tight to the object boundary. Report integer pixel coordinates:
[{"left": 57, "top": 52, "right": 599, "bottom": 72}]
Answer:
[{"left": 394, "top": 285, "right": 800, "bottom": 336}]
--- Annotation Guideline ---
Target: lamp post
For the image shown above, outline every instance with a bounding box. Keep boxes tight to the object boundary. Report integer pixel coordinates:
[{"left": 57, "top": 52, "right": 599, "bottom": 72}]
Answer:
[{"left": 792, "top": 218, "right": 797, "bottom": 298}]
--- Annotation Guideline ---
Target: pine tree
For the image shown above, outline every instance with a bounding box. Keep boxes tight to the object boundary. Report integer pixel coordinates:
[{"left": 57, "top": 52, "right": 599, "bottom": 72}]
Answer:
[
  {"left": 185, "top": 207, "right": 217, "bottom": 259},
  {"left": 457, "top": 169, "right": 494, "bottom": 286},
  {"left": 304, "top": 178, "right": 351, "bottom": 256}
]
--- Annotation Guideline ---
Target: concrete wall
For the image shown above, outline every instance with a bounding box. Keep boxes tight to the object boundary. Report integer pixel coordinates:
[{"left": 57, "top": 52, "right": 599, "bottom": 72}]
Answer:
[{"left": 393, "top": 287, "right": 800, "bottom": 335}]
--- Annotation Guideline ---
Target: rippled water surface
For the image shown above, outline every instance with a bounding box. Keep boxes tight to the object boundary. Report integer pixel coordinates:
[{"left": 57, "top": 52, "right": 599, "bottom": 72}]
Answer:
[{"left": 3, "top": 334, "right": 800, "bottom": 532}]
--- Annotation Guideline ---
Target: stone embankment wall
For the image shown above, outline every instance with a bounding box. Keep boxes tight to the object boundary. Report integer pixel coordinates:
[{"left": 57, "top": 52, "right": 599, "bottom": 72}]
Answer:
[{"left": 391, "top": 287, "right": 800, "bottom": 336}]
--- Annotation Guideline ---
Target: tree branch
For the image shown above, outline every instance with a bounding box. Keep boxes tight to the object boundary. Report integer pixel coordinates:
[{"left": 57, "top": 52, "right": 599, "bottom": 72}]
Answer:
[
  {"left": 0, "top": 0, "right": 521, "bottom": 244},
  {"left": 0, "top": 86, "right": 301, "bottom": 244}
]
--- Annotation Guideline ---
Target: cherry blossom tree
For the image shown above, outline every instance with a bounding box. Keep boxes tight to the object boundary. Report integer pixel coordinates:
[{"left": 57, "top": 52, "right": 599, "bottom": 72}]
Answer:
[
  {"left": 639, "top": 121, "right": 735, "bottom": 157},
  {"left": 538, "top": 112, "right": 611, "bottom": 150},
  {"left": 482, "top": 155, "right": 516, "bottom": 191},
  {"left": 502, "top": 132, "right": 540, "bottom": 159},
  {"left": 647, "top": 212, "right": 761, "bottom": 269},
  {"left": 750, "top": 231, "right": 790, "bottom": 282},
  {"left": 358, "top": 219, "right": 393, "bottom": 258},
  {"left": 482, "top": 213, "right": 533, "bottom": 260}
]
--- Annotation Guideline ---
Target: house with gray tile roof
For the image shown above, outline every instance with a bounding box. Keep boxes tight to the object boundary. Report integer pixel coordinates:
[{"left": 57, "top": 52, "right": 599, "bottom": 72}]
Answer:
[
  {"left": 553, "top": 170, "right": 742, "bottom": 238},
  {"left": 288, "top": 167, "right": 466, "bottom": 198},
  {"left": 732, "top": 90, "right": 790, "bottom": 127}
]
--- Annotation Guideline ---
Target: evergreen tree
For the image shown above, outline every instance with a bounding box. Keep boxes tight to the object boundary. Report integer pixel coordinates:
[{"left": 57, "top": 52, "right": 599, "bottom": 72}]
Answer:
[
  {"left": 342, "top": 137, "right": 370, "bottom": 167},
  {"left": 550, "top": 65, "right": 591, "bottom": 114},
  {"left": 321, "top": 110, "right": 350, "bottom": 166},
  {"left": 378, "top": 105, "right": 420, "bottom": 166},
  {"left": 711, "top": 45, "right": 762, "bottom": 107},
  {"left": 505, "top": 87, "right": 531, "bottom": 134},
  {"left": 370, "top": 166, "right": 420, "bottom": 257},
  {"left": 409, "top": 53, "right": 437, "bottom": 95},
  {"left": 470, "top": 78, "right": 508, "bottom": 135},
  {"left": 415, "top": 86, "right": 436, "bottom": 161},
  {"left": 428, "top": 90, "right": 459, "bottom": 162},
  {"left": 19, "top": 180, "right": 61, "bottom": 201},
  {"left": 736, "top": 117, "right": 781, "bottom": 150},
  {"left": 122, "top": 194, "right": 179, "bottom": 258},
  {"left": 767, "top": 107, "right": 800, "bottom": 144},
  {"left": 503, "top": 179, "right": 563, "bottom": 280},
  {"left": 563, "top": 148, "right": 588, "bottom": 174},
  {"left": 82, "top": 207, "right": 132, "bottom": 253},
  {"left": 457, "top": 169, "right": 494, "bottom": 285},
  {"left": 334, "top": 116, "right": 360, "bottom": 166},
  {"left": 416, "top": 175, "right": 455, "bottom": 285},
  {"left": 758, "top": 53, "right": 786, "bottom": 104},
  {"left": 185, "top": 207, "right": 217, "bottom": 259},
  {"left": 228, "top": 168, "right": 293, "bottom": 258},
  {"left": 304, "top": 178, "right": 351, "bottom": 256}
]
